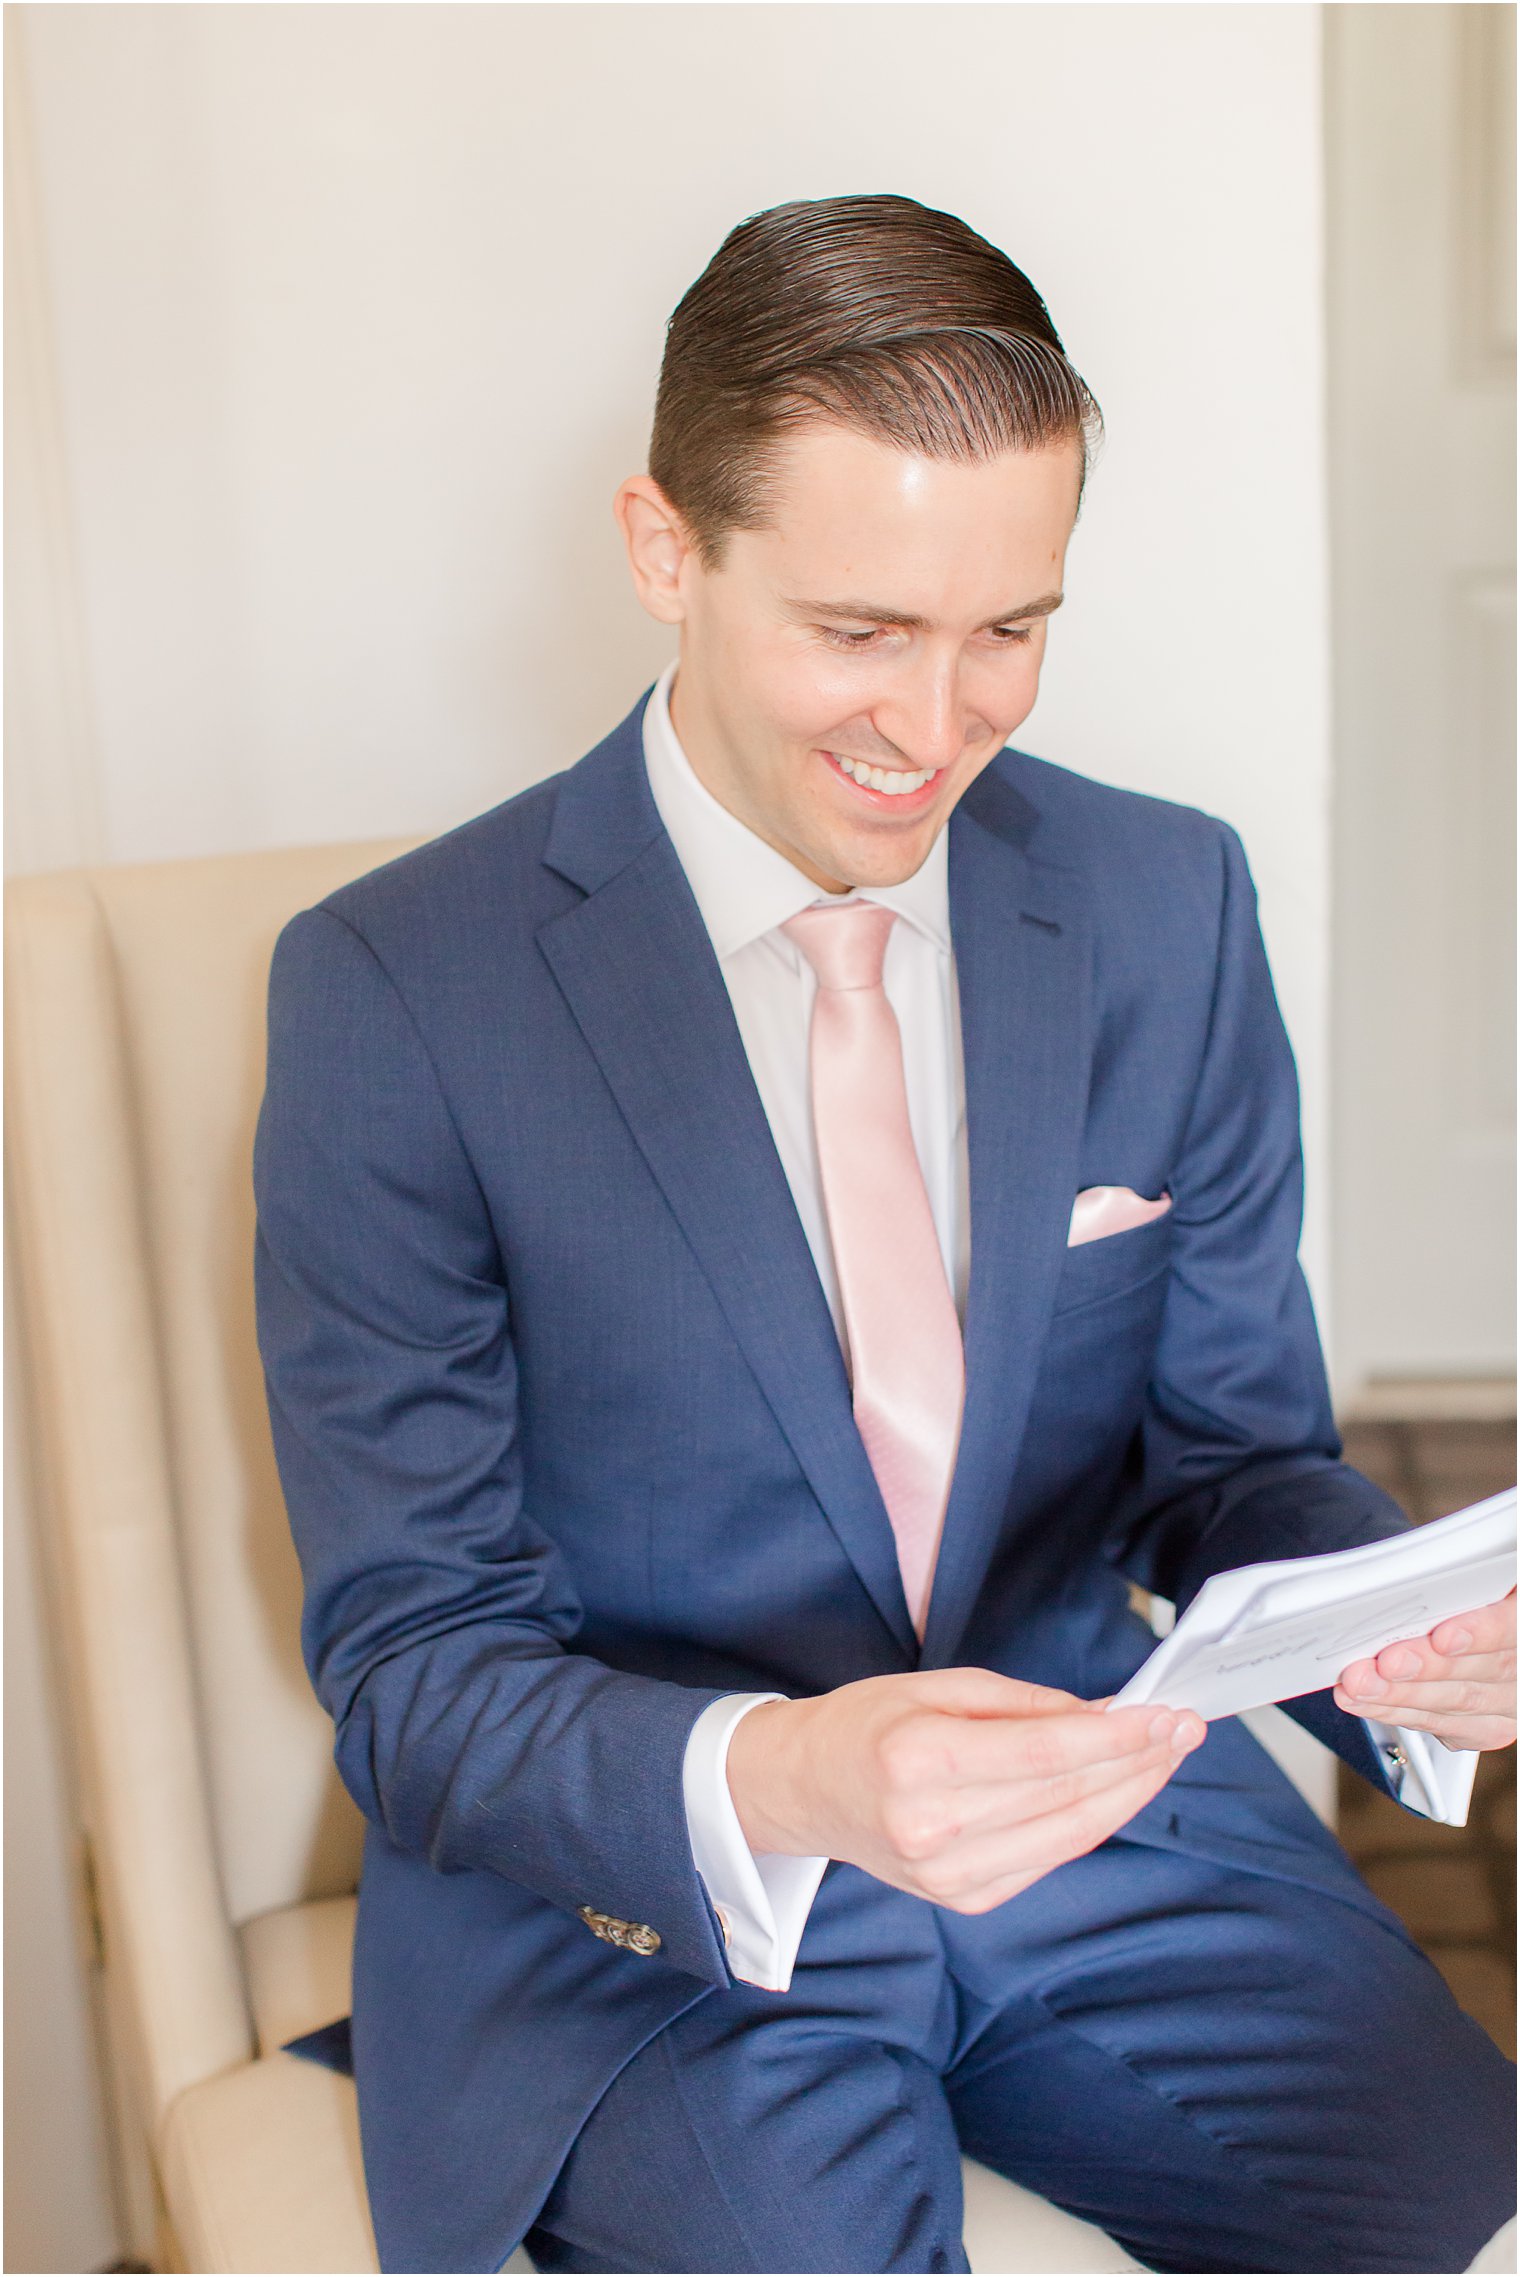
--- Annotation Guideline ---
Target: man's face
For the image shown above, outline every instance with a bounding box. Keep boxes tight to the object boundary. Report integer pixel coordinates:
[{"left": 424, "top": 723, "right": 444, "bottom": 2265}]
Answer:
[{"left": 619, "top": 423, "right": 1083, "bottom": 893}]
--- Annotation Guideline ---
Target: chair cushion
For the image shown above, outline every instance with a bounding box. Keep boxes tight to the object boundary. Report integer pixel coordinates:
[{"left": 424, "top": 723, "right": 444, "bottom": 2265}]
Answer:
[
  {"left": 232, "top": 1896, "right": 1139, "bottom": 2273},
  {"left": 962, "top": 2161, "right": 1142, "bottom": 2273}
]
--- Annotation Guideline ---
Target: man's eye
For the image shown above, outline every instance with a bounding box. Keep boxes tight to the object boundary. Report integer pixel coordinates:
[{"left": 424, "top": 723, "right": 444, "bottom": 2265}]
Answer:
[
  {"left": 820, "top": 627, "right": 882, "bottom": 649},
  {"left": 990, "top": 626, "right": 1036, "bottom": 645}
]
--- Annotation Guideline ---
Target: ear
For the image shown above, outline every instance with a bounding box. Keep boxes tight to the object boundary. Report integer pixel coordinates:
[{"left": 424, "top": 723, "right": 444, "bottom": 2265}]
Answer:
[{"left": 614, "top": 475, "right": 698, "bottom": 625}]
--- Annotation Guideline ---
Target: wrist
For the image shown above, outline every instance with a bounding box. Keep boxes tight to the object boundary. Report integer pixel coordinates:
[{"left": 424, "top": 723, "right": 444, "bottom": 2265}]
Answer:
[{"left": 725, "top": 1696, "right": 815, "bottom": 1856}]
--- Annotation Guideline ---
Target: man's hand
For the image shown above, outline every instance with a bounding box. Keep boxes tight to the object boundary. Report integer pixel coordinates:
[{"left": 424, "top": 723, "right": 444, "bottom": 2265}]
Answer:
[
  {"left": 1334, "top": 1587, "right": 1517, "bottom": 1753},
  {"left": 724, "top": 1668, "right": 1205, "bottom": 1914}
]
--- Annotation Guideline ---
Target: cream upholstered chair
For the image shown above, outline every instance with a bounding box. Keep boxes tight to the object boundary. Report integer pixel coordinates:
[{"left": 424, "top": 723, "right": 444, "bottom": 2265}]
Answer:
[{"left": 6, "top": 843, "right": 1144, "bottom": 2275}]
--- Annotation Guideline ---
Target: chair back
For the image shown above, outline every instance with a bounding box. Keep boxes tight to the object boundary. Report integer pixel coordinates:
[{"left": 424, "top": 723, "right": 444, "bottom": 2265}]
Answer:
[{"left": 7, "top": 839, "right": 416, "bottom": 2123}]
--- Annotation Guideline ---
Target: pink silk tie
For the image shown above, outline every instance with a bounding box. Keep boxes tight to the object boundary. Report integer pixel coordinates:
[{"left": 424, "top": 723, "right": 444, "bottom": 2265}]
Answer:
[{"left": 784, "top": 902, "right": 965, "bottom": 1638}]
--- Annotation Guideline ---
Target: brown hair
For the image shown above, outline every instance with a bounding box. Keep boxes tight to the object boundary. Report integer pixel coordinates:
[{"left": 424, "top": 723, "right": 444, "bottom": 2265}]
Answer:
[{"left": 649, "top": 195, "right": 1102, "bottom": 564}]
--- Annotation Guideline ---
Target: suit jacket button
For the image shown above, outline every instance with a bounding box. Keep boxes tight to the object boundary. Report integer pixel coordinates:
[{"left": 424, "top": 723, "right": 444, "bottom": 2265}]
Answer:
[{"left": 578, "top": 1905, "right": 660, "bottom": 1955}]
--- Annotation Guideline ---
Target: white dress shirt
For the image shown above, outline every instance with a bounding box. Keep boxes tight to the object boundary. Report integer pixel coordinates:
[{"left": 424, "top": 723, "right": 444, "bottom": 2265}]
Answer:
[{"left": 643, "top": 662, "right": 1476, "bottom": 1993}]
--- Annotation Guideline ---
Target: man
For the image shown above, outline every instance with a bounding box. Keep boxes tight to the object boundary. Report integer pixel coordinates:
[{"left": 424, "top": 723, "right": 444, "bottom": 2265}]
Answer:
[{"left": 255, "top": 197, "right": 1515, "bottom": 2276}]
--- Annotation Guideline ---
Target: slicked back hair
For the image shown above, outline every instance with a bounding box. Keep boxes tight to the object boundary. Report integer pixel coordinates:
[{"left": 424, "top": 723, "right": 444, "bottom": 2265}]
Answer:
[{"left": 649, "top": 195, "right": 1102, "bottom": 565}]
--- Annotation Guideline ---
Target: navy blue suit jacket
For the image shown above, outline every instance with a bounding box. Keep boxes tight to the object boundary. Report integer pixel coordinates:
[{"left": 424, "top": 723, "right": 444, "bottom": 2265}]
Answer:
[{"left": 255, "top": 695, "right": 1411, "bottom": 2272}]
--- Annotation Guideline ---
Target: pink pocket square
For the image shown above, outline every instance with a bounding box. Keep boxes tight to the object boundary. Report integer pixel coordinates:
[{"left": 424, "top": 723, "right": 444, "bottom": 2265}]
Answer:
[{"left": 1067, "top": 1186, "right": 1172, "bottom": 1247}]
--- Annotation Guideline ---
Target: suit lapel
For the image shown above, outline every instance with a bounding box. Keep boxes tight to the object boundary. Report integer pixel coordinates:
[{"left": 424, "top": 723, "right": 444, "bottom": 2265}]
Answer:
[
  {"left": 536, "top": 718, "right": 918, "bottom": 1657},
  {"left": 920, "top": 770, "right": 1095, "bottom": 1666}
]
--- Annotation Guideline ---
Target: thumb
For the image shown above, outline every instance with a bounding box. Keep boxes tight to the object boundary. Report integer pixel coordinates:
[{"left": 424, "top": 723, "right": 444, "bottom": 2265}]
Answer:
[{"left": 910, "top": 1666, "right": 1089, "bottom": 1720}]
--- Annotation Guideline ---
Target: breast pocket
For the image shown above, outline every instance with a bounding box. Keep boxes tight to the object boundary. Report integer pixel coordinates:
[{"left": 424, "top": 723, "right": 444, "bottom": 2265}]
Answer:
[{"left": 1050, "top": 1210, "right": 1174, "bottom": 1318}]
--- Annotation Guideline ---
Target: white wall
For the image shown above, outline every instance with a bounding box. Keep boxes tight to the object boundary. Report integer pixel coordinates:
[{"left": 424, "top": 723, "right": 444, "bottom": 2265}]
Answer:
[{"left": 6, "top": 8, "right": 1334, "bottom": 2266}]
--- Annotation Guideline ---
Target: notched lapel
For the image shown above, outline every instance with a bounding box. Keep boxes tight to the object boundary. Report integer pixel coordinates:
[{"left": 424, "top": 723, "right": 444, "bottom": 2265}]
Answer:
[
  {"left": 920, "top": 774, "right": 1095, "bottom": 1665},
  {"left": 537, "top": 780, "right": 918, "bottom": 1659}
]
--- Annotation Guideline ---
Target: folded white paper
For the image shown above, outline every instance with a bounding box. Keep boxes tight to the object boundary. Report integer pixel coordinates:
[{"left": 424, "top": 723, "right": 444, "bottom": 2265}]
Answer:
[{"left": 1114, "top": 1487, "right": 1517, "bottom": 1722}]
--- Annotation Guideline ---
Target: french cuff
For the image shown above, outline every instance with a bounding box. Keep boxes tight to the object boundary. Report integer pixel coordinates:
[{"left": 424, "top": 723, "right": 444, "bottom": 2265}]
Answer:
[
  {"left": 1363, "top": 1718, "right": 1480, "bottom": 1825},
  {"left": 681, "top": 1693, "right": 829, "bottom": 1993}
]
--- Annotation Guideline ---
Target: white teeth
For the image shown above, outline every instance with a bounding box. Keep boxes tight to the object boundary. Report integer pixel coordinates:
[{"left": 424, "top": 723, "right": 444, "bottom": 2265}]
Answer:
[{"left": 831, "top": 753, "right": 936, "bottom": 796}]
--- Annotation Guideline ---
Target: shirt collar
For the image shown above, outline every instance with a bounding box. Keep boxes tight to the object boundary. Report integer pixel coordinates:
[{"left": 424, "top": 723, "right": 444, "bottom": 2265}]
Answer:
[{"left": 641, "top": 661, "right": 951, "bottom": 961}]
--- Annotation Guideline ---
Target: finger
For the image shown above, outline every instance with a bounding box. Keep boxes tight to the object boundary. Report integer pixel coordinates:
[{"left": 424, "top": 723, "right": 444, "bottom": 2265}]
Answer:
[
  {"left": 1337, "top": 1674, "right": 1510, "bottom": 1718},
  {"left": 1374, "top": 1632, "right": 1508, "bottom": 1681},
  {"left": 1332, "top": 1670, "right": 1516, "bottom": 1728},
  {"left": 1338, "top": 1654, "right": 1513, "bottom": 1706},
  {"left": 945, "top": 1703, "right": 1203, "bottom": 1789},
  {"left": 939, "top": 1746, "right": 1191, "bottom": 1896},
  {"left": 1342, "top": 1638, "right": 1451, "bottom": 1690},
  {"left": 1358, "top": 1596, "right": 1518, "bottom": 1682},
  {"left": 1428, "top": 1590, "right": 1516, "bottom": 1660},
  {"left": 909, "top": 1667, "right": 1090, "bottom": 1721},
  {"left": 1330, "top": 1689, "right": 1515, "bottom": 1750},
  {"left": 1010, "top": 1733, "right": 1200, "bottom": 1845},
  {"left": 927, "top": 1752, "right": 1182, "bottom": 1908},
  {"left": 929, "top": 1727, "right": 1202, "bottom": 1840}
]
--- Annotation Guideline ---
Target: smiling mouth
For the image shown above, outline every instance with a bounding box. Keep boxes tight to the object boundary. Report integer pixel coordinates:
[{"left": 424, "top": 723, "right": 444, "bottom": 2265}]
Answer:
[{"left": 824, "top": 751, "right": 943, "bottom": 802}]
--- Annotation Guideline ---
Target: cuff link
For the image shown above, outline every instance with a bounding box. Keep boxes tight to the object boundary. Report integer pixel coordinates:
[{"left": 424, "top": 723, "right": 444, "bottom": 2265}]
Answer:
[
  {"left": 578, "top": 1905, "right": 662, "bottom": 1956},
  {"left": 1383, "top": 1742, "right": 1410, "bottom": 1773}
]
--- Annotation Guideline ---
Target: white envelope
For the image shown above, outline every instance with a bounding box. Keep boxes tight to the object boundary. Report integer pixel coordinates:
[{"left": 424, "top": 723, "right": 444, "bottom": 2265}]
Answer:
[{"left": 1114, "top": 1486, "right": 1517, "bottom": 1723}]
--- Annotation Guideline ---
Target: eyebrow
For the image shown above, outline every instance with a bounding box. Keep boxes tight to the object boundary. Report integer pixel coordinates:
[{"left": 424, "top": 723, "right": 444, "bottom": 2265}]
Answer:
[{"left": 785, "top": 592, "right": 1064, "bottom": 632}]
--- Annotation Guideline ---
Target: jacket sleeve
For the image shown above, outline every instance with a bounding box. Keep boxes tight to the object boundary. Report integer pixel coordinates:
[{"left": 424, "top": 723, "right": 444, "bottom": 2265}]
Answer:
[
  {"left": 1113, "top": 822, "right": 1413, "bottom": 1790},
  {"left": 254, "top": 903, "right": 730, "bottom": 1984}
]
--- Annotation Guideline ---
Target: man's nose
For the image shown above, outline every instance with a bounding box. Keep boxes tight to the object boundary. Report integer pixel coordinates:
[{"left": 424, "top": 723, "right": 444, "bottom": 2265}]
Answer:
[{"left": 873, "top": 665, "right": 971, "bottom": 774}]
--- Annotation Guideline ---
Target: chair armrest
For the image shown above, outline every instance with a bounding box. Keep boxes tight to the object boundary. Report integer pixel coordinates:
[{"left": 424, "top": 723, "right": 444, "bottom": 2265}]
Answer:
[{"left": 159, "top": 2053, "right": 376, "bottom": 2274}]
